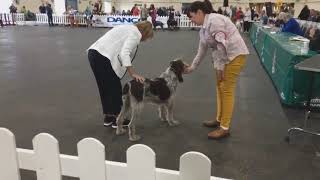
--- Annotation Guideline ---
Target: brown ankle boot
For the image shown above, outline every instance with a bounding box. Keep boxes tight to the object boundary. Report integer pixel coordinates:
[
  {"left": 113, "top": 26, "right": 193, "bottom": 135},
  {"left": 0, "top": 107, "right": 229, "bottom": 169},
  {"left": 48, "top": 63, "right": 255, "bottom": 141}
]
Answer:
[
  {"left": 208, "top": 127, "right": 230, "bottom": 139},
  {"left": 203, "top": 120, "right": 220, "bottom": 128}
]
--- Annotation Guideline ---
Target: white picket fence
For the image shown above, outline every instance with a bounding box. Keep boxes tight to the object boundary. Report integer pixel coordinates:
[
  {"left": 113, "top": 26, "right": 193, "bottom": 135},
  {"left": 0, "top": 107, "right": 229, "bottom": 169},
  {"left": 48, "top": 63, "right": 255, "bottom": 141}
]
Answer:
[
  {"left": 36, "top": 13, "right": 87, "bottom": 25},
  {"left": 0, "top": 13, "right": 25, "bottom": 25},
  {"left": 0, "top": 127, "right": 229, "bottom": 180},
  {"left": 1, "top": 13, "right": 199, "bottom": 28}
]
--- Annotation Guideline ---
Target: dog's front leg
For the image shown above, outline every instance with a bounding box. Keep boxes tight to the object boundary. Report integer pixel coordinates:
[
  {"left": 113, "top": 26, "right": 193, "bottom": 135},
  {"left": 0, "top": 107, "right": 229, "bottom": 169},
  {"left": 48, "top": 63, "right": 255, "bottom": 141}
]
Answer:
[
  {"left": 158, "top": 105, "right": 167, "bottom": 122},
  {"left": 128, "top": 105, "right": 142, "bottom": 141},
  {"left": 166, "top": 101, "right": 180, "bottom": 126}
]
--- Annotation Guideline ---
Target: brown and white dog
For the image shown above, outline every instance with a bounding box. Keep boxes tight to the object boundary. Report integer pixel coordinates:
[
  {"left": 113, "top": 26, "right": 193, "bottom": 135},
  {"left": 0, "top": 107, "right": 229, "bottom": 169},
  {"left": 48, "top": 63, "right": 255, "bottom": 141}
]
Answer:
[{"left": 116, "top": 59, "right": 187, "bottom": 141}]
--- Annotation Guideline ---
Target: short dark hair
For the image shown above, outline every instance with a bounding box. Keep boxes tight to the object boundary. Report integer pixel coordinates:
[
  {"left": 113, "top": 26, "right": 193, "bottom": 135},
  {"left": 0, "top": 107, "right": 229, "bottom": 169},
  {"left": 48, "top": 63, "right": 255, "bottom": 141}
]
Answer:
[{"left": 187, "top": 0, "right": 213, "bottom": 17}]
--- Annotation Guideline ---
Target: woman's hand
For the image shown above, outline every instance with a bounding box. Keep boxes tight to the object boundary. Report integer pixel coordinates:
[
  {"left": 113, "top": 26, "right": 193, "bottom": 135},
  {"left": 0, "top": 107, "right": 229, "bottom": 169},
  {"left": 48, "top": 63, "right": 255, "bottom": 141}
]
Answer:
[
  {"left": 127, "top": 66, "right": 145, "bottom": 83},
  {"left": 216, "top": 70, "right": 224, "bottom": 82},
  {"left": 183, "top": 66, "right": 194, "bottom": 74},
  {"left": 131, "top": 73, "right": 145, "bottom": 83}
]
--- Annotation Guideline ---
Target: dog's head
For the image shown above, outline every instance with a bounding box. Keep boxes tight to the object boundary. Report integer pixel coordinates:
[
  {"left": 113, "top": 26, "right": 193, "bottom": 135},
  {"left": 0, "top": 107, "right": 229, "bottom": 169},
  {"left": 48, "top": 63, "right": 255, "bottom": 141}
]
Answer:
[{"left": 169, "top": 58, "right": 188, "bottom": 82}]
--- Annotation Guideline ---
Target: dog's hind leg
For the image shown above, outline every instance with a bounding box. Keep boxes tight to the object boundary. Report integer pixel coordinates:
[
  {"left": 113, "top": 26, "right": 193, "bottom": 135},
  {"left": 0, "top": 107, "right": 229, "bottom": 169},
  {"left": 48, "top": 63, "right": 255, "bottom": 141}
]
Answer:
[
  {"left": 128, "top": 103, "right": 142, "bottom": 141},
  {"left": 116, "top": 95, "right": 130, "bottom": 135},
  {"left": 158, "top": 105, "right": 167, "bottom": 122}
]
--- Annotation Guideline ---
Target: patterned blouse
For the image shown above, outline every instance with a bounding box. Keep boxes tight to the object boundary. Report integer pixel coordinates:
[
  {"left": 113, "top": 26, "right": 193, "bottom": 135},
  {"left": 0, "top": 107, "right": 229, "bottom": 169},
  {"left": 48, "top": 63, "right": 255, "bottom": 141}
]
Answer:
[{"left": 191, "top": 13, "right": 249, "bottom": 70}]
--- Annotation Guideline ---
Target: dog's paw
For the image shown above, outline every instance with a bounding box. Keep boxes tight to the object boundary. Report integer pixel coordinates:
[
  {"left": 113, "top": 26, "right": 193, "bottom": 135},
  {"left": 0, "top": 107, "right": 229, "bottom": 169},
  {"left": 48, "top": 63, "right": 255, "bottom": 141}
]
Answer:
[
  {"left": 159, "top": 117, "right": 167, "bottom": 122},
  {"left": 116, "top": 128, "right": 126, "bottom": 135},
  {"left": 168, "top": 120, "right": 180, "bottom": 126},
  {"left": 129, "top": 135, "right": 141, "bottom": 141}
]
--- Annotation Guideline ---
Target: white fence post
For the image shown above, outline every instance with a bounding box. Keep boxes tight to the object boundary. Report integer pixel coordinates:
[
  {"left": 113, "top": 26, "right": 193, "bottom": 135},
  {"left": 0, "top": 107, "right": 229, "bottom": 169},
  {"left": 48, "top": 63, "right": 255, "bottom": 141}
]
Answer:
[
  {"left": 14, "top": 13, "right": 25, "bottom": 25},
  {"left": 65, "top": 15, "right": 69, "bottom": 25},
  {"left": 0, "top": 128, "right": 21, "bottom": 180},
  {"left": 77, "top": 138, "right": 106, "bottom": 180},
  {"left": 36, "top": 13, "right": 47, "bottom": 25},
  {"left": 179, "top": 152, "right": 211, "bottom": 180},
  {"left": 33, "top": 133, "right": 62, "bottom": 180},
  {"left": 127, "top": 144, "right": 156, "bottom": 180}
]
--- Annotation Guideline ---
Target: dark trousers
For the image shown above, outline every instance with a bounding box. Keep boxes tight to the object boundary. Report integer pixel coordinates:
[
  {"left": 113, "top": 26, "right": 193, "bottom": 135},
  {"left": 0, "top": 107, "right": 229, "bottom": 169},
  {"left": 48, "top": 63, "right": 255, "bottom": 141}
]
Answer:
[
  {"left": 243, "top": 21, "right": 250, "bottom": 32},
  {"left": 47, "top": 14, "right": 53, "bottom": 26},
  {"left": 88, "top": 49, "right": 122, "bottom": 116}
]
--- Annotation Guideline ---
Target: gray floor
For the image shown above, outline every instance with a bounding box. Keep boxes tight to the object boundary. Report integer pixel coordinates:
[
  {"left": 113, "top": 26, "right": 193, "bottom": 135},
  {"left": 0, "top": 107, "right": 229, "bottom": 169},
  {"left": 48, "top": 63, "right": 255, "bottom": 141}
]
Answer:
[{"left": 0, "top": 26, "right": 320, "bottom": 180}]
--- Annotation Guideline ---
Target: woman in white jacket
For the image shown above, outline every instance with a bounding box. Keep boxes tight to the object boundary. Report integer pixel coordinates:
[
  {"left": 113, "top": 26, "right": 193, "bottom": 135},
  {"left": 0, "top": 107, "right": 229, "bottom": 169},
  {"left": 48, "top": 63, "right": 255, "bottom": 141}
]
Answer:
[{"left": 88, "top": 21, "right": 153, "bottom": 128}]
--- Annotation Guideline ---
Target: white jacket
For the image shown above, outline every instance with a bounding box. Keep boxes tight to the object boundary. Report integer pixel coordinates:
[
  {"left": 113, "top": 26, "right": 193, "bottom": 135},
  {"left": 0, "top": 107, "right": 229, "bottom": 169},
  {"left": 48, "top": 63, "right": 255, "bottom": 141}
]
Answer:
[{"left": 88, "top": 25, "right": 142, "bottom": 78}]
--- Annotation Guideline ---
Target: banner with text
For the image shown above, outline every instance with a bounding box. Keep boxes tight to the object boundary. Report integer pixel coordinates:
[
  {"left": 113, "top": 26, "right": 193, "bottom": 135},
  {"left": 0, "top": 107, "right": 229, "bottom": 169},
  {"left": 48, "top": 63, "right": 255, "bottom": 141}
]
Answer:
[{"left": 93, "top": 15, "right": 140, "bottom": 27}]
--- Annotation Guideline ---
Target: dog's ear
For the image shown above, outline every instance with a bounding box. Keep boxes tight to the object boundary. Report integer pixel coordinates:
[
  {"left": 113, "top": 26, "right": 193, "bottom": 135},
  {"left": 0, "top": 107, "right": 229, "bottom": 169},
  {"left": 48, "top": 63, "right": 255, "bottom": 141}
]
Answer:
[
  {"left": 170, "top": 60, "right": 184, "bottom": 82},
  {"left": 175, "top": 64, "right": 183, "bottom": 83}
]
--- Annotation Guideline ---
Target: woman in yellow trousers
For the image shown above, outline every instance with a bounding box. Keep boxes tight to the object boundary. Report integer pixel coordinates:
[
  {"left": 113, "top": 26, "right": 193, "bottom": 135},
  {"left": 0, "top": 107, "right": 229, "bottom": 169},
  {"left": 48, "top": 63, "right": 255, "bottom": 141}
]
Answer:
[{"left": 184, "top": 0, "right": 249, "bottom": 139}]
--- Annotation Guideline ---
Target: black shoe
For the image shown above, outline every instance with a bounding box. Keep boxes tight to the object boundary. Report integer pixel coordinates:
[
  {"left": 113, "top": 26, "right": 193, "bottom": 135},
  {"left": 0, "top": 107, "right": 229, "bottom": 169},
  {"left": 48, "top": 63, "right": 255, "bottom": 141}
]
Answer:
[
  {"left": 111, "top": 118, "right": 131, "bottom": 129},
  {"left": 103, "top": 115, "right": 115, "bottom": 127}
]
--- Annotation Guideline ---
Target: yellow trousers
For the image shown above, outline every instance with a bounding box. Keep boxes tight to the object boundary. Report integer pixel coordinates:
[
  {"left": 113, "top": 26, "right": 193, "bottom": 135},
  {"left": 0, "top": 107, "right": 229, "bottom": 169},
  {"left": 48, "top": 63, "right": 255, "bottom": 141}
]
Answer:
[{"left": 216, "top": 55, "right": 246, "bottom": 129}]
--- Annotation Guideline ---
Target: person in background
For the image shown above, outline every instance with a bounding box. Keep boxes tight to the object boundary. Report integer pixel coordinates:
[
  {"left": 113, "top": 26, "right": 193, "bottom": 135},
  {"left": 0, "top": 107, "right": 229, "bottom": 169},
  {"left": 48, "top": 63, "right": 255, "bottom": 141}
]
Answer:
[
  {"left": 278, "top": 12, "right": 303, "bottom": 36},
  {"left": 125, "top": 10, "right": 130, "bottom": 15},
  {"left": 288, "top": 5, "right": 295, "bottom": 17},
  {"left": 68, "top": 6, "right": 76, "bottom": 27},
  {"left": 140, "top": 4, "right": 148, "bottom": 21},
  {"left": 231, "top": 5, "right": 237, "bottom": 23},
  {"left": 251, "top": 7, "right": 255, "bottom": 21},
  {"left": 84, "top": 3, "right": 93, "bottom": 27},
  {"left": 176, "top": 11, "right": 181, "bottom": 17},
  {"left": 132, "top": 5, "right": 140, "bottom": 16},
  {"left": 46, "top": 3, "right": 54, "bottom": 27},
  {"left": 39, "top": 3, "right": 46, "bottom": 14},
  {"left": 20, "top": 6, "right": 27, "bottom": 14},
  {"left": 253, "top": 13, "right": 259, "bottom": 21},
  {"left": 20, "top": 6, "right": 28, "bottom": 21},
  {"left": 308, "top": 9, "right": 318, "bottom": 22},
  {"left": 167, "top": 8, "right": 178, "bottom": 30},
  {"left": 87, "top": 21, "right": 154, "bottom": 128},
  {"left": 243, "top": 7, "right": 251, "bottom": 33},
  {"left": 217, "top": 7, "right": 223, "bottom": 14},
  {"left": 260, "top": 10, "right": 268, "bottom": 25},
  {"left": 9, "top": 4, "right": 17, "bottom": 14},
  {"left": 94, "top": 0, "right": 103, "bottom": 14},
  {"left": 9, "top": 4, "right": 17, "bottom": 25},
  {"left": 149, "top": 4, "right": 157, "bottom": 27},
  {"left": 235, "top": 7, "right": 244, "bottom": 32},
  {"left": 305, "top": 27, "right": 320, "bottom": 52},
  {"left": 112, "top": 6, "right": 116, "bottom": 15},
  {"left": 274, "top": 13, "right": 284, "bottom": 27},
  {"left": 0, "top": 16, "right": 4, "bottom": 27}
]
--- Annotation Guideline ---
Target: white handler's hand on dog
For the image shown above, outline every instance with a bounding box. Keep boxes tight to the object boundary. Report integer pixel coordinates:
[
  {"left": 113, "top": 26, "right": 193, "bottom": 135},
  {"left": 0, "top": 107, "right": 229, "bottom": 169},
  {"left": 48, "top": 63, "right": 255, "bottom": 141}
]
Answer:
[
  {"left": 127, "top": 66, "right": 145, "bottom": 83},
  {"left": 131, "top": 74, "right": 145, "bottom": 83}
]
